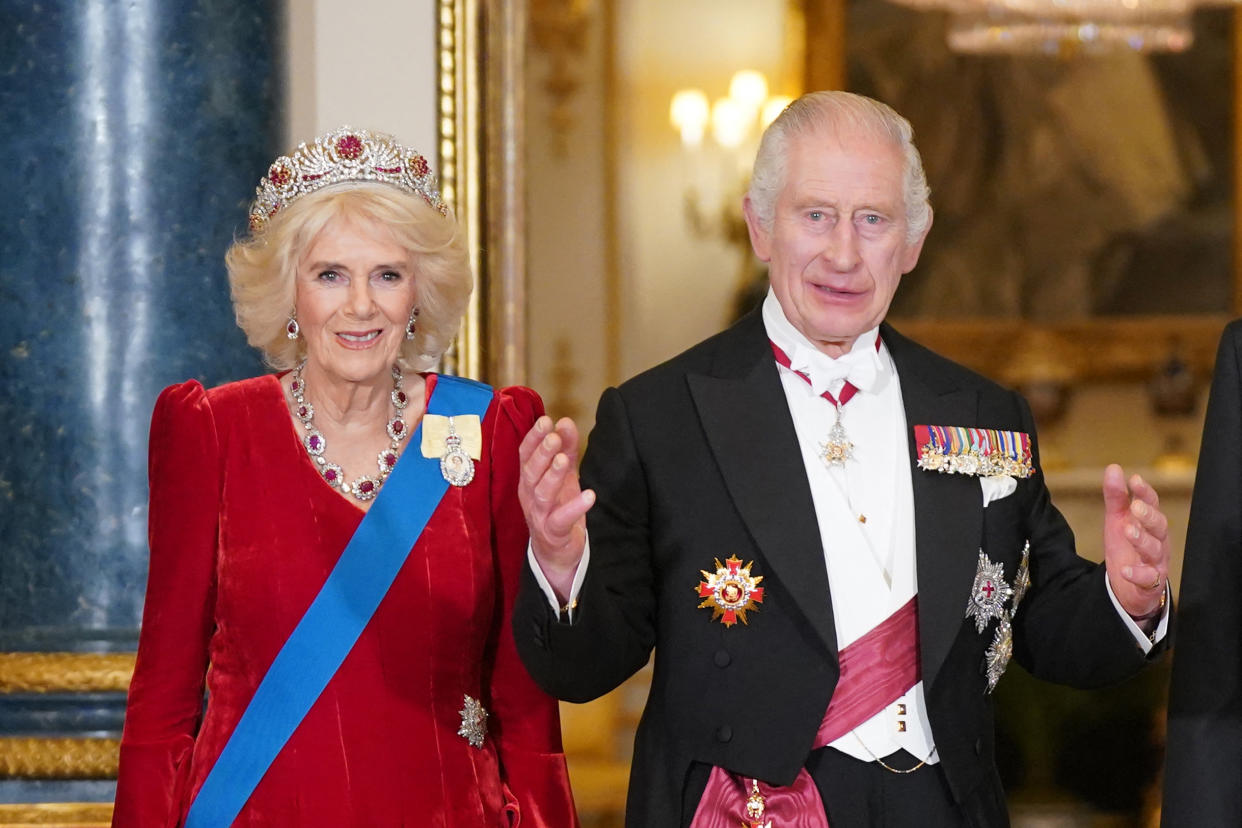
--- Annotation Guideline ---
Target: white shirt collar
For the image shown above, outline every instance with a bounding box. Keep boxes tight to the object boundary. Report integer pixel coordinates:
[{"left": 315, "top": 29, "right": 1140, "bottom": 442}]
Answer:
[{"left": 761, "top": 289, "right": 888, "bottom": 396}]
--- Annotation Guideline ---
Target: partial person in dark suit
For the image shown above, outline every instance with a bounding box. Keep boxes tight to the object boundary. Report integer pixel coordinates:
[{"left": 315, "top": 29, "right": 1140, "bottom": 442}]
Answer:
[
  {"left": 515, "top": 91, "right": 1172, "bottom": 828},
  {"left": 1162, "top": 320, "right": 1242, "bottom": 826}
]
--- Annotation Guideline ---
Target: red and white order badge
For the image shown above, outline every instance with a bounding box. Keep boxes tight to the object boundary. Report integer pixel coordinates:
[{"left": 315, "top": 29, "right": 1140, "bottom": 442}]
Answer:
[{"left": 697, "top": 555, "right": 765, "bottom": 627}]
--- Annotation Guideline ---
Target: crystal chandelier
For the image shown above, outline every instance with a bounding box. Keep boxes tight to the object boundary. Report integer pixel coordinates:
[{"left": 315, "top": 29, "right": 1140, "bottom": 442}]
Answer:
[{"left": 886, "top": 0, "right": 1233, "bottom": 53}]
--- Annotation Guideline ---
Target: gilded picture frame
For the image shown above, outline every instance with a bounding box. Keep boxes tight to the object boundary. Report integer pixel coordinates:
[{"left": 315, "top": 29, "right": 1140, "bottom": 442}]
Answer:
[{"left": 439, "top": 0, "right": 531, "bottom": 386}]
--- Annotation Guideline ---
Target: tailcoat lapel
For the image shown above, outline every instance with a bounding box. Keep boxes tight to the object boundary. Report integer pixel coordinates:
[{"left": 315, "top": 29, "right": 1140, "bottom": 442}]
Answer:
[
  {"left": 683, "top": 316, "right": 987, "bottom": 677},
  {"left": 687, "top": 312, "right": 838, "bottom": 659},
  {"left": 883, "top": 324, "right": 984, "bottom": 692}
]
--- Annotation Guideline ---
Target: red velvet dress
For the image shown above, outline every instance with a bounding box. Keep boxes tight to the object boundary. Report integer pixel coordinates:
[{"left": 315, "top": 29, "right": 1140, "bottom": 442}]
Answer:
[{"left": 113, "top": 374, "right": 578, "bottom": 828}]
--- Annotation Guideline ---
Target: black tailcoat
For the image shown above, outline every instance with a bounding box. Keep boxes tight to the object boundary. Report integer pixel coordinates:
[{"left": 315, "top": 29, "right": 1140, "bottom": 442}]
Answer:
[
  {"left": 515, "top": 310, "right": 1162, "bottom": 827},
  {"left": 1162, "top": 319, "right": 1242, "bottom": 826}
]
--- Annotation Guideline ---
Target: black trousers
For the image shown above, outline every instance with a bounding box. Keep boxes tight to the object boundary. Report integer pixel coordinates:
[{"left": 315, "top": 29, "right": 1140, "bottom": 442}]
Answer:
[{"left": 805, "top": 748, "right": 967, "bottom": 828}]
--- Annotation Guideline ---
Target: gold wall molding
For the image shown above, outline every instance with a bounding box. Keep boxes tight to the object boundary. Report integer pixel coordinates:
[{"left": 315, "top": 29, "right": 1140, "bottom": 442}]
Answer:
[
  {"left": 530, "top": 0, "right": 592, "bottom": 155},
  {"left": 547, "top": 336, "right": 582, "bottom": 422},
  {"left": 0, "top": 739, "right": 118, "bottom": 780},
  {"left": 802, "top": 0, "right": 845, "bottom": 91},
  {"left": 0, "top": 803, "right": 112, "bottom": 827},
  {"left": 890, "top": 315, "right": 1231, "bottom": 384},
  {"left": 0, "top": 654, "right": 129, "bottom": 781},
  {"left": 0, "top": 653, "right": 134, "bottom": 694}
]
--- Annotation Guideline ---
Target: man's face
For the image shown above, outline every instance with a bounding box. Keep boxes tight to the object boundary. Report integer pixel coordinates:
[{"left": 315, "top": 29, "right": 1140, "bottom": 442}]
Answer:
[{"left": 744, "top": 124, "right": 930, "bottom": 357}]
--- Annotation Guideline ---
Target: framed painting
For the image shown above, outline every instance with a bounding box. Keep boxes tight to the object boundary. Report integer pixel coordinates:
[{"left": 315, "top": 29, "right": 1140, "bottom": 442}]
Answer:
[{"left": 807, "top": 0, "right": 1239, "bottom": 385}]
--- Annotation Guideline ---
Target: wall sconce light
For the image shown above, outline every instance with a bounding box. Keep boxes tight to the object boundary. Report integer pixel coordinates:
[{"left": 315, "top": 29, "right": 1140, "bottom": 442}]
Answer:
[
  {"left": 530, "top": 0, "right": 593, "bottom": 155},
  {"left": 670, "top": 89, "right": 710, "bottom": 148},
  {"left": 668, "top": 70, "right": 792, "bottom": 246}
]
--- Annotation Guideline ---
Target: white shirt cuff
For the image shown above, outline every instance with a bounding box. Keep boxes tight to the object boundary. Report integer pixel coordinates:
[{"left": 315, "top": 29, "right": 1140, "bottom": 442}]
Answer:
[
  {"left": 1105, "top": 575, "right": 1169, "bottom": 654},
  {"left": 526, "top": 535, "right": 590, "bottom": 622}
]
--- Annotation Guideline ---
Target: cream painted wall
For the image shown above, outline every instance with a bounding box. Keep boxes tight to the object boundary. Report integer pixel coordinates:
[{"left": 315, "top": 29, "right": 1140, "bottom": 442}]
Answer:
[
  {"left": 1037, "top": 382, "right": 1205, "bottom": 586},
  {"left": 285, "top": 0, "right": 438, "bottom": 157},
  {"left": 526, "top": 5, "right": 612, "bottom": 423}
]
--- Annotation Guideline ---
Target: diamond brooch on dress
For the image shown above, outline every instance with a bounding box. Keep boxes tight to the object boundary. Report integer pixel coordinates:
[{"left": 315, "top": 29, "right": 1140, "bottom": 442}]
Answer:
[{"left": 457, "top": 694, "right": 488, "bottom": 748}]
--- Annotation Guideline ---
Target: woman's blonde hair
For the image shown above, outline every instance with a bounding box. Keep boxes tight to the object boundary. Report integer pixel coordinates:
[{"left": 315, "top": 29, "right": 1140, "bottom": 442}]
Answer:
[{"left": 226, "top": 182, "right": 471, "bottom": 372}]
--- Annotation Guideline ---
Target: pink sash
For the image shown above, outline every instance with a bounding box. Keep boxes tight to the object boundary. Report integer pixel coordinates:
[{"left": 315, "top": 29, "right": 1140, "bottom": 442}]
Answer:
[{"left": 689, "top": 597, "right": 920, "bottom": 827}]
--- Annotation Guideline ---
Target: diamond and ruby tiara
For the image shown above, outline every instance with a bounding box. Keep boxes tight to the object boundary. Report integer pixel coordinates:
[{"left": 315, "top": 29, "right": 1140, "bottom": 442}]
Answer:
[{"left": 248, "top": 126, "right": 448, "bottom": 232}]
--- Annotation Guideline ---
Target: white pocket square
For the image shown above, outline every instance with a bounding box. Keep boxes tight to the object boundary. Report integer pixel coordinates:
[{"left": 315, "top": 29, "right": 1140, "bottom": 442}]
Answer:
[{"left": 980, "top": 475, "right": 1017, "bottom": 507}]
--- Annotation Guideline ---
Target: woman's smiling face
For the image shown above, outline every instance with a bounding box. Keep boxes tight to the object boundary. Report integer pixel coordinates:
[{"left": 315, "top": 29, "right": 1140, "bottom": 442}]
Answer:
[{"left": 294, "top": 216, "right": 418, "bottom": 387}]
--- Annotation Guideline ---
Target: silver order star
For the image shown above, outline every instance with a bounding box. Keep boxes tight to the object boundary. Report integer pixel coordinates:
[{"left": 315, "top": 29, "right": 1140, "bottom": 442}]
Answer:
[
  {"left": 965, "top": 551, "right": 1014, "bottom": 634},
  {"left": 985, "top": 614, "right": 1014, "bottom": 693},
  {"left": 1011, "top": 541, "right": 1032, "bottom": 613}
]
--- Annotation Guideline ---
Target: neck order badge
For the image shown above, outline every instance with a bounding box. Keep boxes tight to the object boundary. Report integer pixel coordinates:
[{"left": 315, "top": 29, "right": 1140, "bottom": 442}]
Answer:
[{"left": 770, "top": 338, "right": 880, "bottom": 467}]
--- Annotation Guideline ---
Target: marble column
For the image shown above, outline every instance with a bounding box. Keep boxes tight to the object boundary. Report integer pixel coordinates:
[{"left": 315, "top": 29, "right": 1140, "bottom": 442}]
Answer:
[{"left": 0, "top": 0, "right": 284, "bottom": 802}]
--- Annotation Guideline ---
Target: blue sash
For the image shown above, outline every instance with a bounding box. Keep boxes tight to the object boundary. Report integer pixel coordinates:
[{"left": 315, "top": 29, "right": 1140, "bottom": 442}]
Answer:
[{"left": 183, "top": 375, "right": 494, "bottom": 828}]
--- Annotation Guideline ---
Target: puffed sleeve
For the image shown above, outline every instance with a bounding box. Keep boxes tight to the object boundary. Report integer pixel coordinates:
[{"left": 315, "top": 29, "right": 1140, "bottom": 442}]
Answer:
[
  {"left": 484, "top": 386, "right": 579, "bottom": 827},
  {"left": 113, "top": 381, "right": 220, "bottom": 828}
]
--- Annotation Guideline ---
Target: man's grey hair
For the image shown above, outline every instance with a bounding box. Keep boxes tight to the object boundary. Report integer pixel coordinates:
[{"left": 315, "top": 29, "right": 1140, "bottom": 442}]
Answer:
[{"left": 748, "top": 91, "right": 932, "bottom": 244}]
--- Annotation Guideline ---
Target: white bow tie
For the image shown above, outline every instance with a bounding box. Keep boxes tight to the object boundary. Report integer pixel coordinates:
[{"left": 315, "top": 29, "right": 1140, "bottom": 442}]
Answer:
[{"left": 790, "top": 342, "right": 881, "bottom": 399}]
